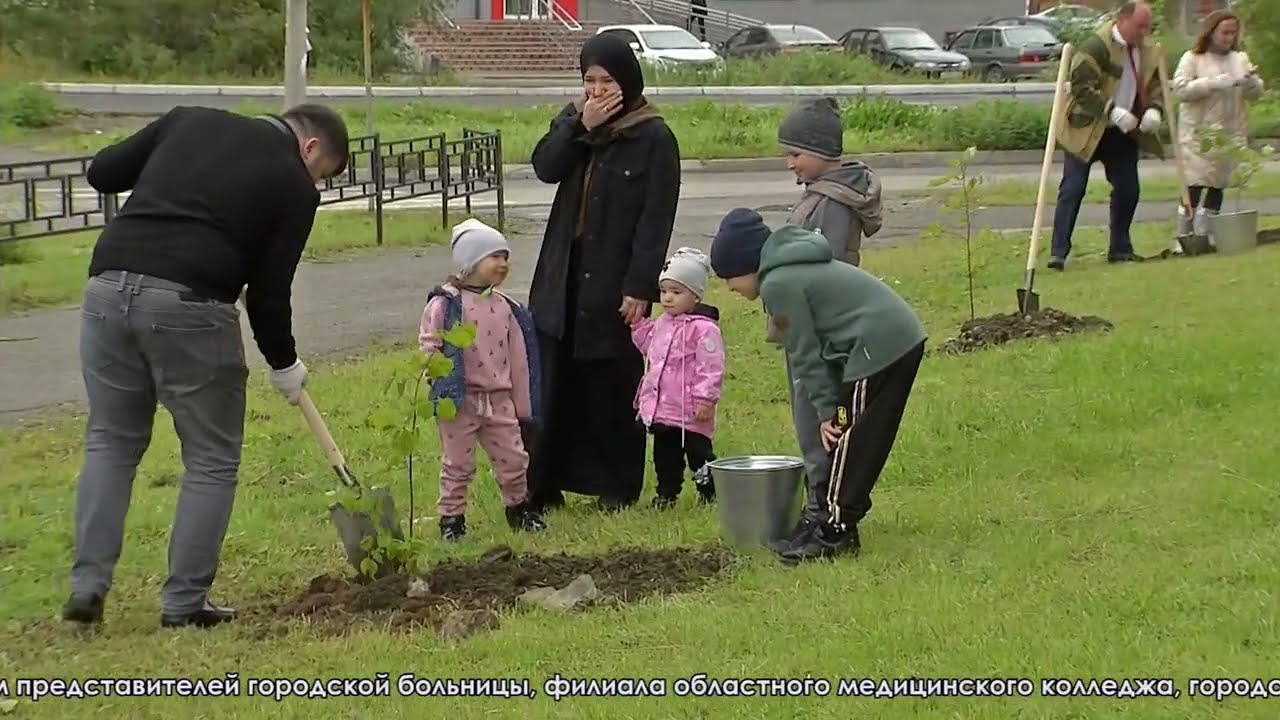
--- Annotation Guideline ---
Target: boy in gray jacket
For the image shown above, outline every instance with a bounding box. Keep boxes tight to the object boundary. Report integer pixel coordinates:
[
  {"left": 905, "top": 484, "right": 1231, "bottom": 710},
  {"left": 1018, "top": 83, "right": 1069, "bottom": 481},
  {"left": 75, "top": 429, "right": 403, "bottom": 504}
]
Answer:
[{"left": 769, "top": 97, "right": 885, "bottom": 551}]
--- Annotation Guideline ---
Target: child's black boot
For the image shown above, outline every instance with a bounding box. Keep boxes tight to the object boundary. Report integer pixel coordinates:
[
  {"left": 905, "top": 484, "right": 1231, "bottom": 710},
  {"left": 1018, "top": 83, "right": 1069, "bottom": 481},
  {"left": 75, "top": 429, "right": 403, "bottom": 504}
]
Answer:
[
  {"left": 777, "top": 521, "right": 860, "bottom": 565},
  {"left": 506, "top": 501, "right": 548, "bottom": 532},
  {"left": 439, "top": 514, "right": 466, "bottom": 542}
]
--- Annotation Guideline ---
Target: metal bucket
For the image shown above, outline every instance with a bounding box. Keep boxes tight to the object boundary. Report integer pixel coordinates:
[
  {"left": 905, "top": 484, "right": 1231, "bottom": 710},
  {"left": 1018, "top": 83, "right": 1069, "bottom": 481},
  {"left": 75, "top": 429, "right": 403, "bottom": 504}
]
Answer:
[
  {"left": 1208, "top": 210, "right": 1258, "bottom": 256},
  {"left": 705, "top": 455, "right": 805, "bottom": 548}
]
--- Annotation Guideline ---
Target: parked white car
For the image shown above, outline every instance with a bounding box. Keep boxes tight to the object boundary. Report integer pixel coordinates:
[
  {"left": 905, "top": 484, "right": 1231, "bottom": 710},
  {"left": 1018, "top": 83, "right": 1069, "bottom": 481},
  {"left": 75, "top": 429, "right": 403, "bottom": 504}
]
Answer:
[{"left": 596, "top": 24, "right": 723, "bottom": 70}]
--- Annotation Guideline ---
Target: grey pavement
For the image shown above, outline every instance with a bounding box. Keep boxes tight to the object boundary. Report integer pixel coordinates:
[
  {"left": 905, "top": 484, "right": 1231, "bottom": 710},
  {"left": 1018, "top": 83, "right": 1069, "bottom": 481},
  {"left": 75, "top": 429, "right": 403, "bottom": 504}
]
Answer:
[{"left": 3, "top": 162, "right": 1278, "bottom": 427}]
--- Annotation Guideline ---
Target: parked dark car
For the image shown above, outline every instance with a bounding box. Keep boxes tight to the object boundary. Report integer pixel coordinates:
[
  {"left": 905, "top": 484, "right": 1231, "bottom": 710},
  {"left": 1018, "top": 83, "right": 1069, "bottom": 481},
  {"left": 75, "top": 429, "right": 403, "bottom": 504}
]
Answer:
[
  {"left": 945, "top": 24, "right": 1062, "bottom": 82},
  {"left": 839, "top": 26, "right": 970, "bottom": 78},
  {"left": 946, "top": 15, "right": 1066, "bottom": 44},
  {"left": 717, "top": 24, "right": 840, "bottom": 59}
]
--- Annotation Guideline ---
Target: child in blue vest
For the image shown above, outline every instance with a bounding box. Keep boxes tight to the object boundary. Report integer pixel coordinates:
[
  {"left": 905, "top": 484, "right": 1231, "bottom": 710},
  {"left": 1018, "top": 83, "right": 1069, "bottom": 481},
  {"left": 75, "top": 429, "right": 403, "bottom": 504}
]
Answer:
[{"left": 419, "top": 219, "right": 545, "bottom": 541}]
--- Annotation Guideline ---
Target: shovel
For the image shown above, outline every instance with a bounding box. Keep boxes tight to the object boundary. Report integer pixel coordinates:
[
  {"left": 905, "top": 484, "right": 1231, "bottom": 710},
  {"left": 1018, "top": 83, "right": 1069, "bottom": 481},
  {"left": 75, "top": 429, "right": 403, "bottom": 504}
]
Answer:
[
  {"left": 1019, "top": 42, "right": 1074, "bottom": 316},
  {"left": 1155, "top": 49, "right": 1209, "bottom": 256},
  {"left": 297, "top": 389, "right": 404, "bottom": 574}
]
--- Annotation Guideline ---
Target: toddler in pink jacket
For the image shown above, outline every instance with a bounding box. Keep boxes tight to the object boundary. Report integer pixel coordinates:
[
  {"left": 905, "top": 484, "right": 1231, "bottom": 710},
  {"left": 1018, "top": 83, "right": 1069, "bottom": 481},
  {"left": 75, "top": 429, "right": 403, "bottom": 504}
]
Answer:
[{"left": 631, "top": 246, "right": 726, "bottom": 509}]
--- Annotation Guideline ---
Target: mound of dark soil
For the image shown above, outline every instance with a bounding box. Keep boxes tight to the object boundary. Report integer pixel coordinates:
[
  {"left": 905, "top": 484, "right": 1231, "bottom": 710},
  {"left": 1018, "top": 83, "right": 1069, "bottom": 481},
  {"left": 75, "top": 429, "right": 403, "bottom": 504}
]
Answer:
[
  {"left": 939, "top": 308, "right": 1113, "bottom": 354},
  {"left": 268, "top": 544, "right": 735, "bottom": 634}
]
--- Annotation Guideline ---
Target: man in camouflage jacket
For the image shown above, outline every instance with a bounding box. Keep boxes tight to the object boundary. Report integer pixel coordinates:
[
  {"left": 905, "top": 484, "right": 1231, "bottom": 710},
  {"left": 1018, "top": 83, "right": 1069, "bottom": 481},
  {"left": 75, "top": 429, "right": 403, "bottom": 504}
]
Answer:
[{"left": 1050, "top": 1, "right": 1165, "bottom": 269}]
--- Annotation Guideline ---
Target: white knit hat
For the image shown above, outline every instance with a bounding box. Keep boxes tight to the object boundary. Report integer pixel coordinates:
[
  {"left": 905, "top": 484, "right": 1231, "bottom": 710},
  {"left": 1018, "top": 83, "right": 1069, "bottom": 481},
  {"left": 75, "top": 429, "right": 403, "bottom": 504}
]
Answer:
[
  {"left": 450, "top": 218, "right": 510, "bottom": 276},
  {"left": 659, "top": 246, "right": 711, "bottom": 298}
]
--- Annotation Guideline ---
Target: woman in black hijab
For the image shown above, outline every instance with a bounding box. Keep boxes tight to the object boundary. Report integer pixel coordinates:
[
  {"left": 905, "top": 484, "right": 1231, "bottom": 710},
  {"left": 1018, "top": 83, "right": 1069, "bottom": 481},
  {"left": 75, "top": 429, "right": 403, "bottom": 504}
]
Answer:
[{"left": 524, "top": 33, "right": 682, "bottom": 513}]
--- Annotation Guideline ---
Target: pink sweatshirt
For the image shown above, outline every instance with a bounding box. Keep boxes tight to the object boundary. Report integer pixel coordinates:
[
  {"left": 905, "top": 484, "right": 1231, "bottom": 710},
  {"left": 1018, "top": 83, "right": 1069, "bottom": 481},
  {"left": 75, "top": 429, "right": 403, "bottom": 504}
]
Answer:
[
  {"left": 631, "top": 307, "right": 725, "bottom": 439},
  {"left": 419, "top": 285, "right": 534, "bottom": 420}
]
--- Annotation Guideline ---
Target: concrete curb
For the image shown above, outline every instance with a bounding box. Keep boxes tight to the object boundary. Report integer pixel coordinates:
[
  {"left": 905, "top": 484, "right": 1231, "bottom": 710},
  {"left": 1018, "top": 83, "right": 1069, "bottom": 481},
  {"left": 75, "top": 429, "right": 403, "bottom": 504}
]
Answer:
[{"left": 42, "top": 81, "right": 1055, "bottom": 99}]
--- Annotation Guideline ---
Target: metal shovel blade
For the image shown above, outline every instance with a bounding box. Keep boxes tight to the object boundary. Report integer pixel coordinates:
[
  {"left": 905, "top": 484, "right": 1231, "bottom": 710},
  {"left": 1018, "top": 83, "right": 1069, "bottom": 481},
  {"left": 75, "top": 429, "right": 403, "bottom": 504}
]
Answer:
[
  {"left": 329, "top": 487, "right": 403, "bottom": 574},
  {"left": 1017, "top": 287, "right": 1040, "bottom": 316}
]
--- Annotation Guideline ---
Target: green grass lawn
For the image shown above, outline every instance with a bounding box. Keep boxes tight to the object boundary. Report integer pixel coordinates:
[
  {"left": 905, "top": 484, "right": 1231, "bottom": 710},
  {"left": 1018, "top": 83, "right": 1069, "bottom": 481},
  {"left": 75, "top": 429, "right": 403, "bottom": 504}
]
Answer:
[
  {"left": 911, "top": 167, "right": 1280, "bottom": 207},
  {"left": 0, "top": 209, "right": 496, "bottom": 315},
  {"left": 19, "top": 93, "right": 1280, "bottom": 168},
  {"left": 2, "top": 216, "right": 1279, "bottom": 717}
]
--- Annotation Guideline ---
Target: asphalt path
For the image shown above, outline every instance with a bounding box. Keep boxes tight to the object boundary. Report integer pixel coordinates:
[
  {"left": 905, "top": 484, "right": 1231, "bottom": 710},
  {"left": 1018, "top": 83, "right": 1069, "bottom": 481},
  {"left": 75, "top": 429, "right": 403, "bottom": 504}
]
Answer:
[
  {"left": 54, "top": 90, "right": 1051, "bottom": 115},
  {"left": 2, "top": 160, "right": 1254, "bottom": 427}
]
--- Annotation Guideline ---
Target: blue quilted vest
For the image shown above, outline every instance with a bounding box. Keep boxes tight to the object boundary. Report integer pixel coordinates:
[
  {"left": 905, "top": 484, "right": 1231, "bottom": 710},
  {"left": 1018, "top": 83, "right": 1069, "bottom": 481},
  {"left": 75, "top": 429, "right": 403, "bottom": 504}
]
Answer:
[{"left": 424, "top": 285, "right": 542, "bottom": 423}]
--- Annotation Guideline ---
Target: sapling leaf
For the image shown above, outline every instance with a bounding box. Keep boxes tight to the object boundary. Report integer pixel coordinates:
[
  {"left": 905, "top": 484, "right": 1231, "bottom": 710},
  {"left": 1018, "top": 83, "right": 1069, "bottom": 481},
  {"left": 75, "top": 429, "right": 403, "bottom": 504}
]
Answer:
[
  {"left": 391, "top": 428, "right": 419, "bottom": 457},
  {"left": 425, "top": 353, "right": 454, "bottom": 379},
  {"left": 360, "top": 535, "right": 376, "bottom": 551},
  {"left": 360, "top": 558, "right": 378, "bottom": 578},
  {"left": 440, "top": 322, "right": 478, "bottom": 349},
  {"left": 436, "top": 397, "right": 458, "bottom": 421},
  {"left": 416, "top": 397, "right": 436, "bottom": 420}
]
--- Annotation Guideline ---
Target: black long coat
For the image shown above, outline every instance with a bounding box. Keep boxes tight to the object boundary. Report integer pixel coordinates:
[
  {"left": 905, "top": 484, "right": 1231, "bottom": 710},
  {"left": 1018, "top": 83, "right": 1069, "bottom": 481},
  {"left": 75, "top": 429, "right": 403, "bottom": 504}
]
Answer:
[{"left": 527, "top": 101, "right": 682, "bottom": 360}]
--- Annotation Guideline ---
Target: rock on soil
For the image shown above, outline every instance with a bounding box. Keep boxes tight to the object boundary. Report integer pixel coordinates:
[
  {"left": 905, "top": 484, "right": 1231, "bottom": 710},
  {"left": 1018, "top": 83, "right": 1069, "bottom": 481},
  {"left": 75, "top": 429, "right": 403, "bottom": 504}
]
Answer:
[
  {"left": 938, "top": 308, "right": 1113, "bottom": 355},
  {"left": 269, "top": 544, "right": 733, "bottom": 636}
]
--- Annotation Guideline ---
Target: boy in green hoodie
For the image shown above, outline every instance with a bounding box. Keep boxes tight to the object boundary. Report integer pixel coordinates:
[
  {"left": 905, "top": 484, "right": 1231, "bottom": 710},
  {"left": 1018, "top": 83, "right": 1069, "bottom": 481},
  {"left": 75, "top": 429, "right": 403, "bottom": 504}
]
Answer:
[{"left": 710, "top": 208, "right": 927, "bottom": 563}]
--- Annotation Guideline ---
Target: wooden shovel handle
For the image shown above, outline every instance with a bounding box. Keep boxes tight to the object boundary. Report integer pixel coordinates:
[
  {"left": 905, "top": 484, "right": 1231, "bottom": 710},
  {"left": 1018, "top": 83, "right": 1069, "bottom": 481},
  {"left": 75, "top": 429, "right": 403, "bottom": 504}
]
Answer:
[
  {"left": 1028, "top": 42, "right": 1074, "bottom": 273},
  {"left": 298, "top": 389, "right": 348, "bottom": 470},
  {"left": 1156, "top": 48, "right": 1196, "bottom": 213}
]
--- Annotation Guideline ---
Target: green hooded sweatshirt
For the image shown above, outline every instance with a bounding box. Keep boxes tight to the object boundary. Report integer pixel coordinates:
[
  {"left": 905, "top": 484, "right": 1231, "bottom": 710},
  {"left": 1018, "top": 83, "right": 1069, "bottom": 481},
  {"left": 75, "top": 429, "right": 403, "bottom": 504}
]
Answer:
[{"left": 758, "top": 225, "right": 927, "bottom": 420}]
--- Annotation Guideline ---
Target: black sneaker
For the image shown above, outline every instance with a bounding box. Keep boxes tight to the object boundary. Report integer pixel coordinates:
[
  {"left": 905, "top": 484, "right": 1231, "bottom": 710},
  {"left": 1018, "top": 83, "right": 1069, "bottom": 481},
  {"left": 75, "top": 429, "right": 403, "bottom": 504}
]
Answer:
[
  {"left": 160, "top": 599, "right": 236, "bottom": 629},
  {"left": 650, "top": 494, "right": 678, "bottom": 510},
  {"left": 505, "top": 502, "right": 548, "bottom": 532},
  {"left": 62, "top": 592, "right": 105, "bottom": 625},
  {"left": 1048, "top": 257, "right": 1066, "bottom": 271},
  {"left": 440, "top": 514, "right": 466, "bottom": 541},
  {"left": 768, "top": 516, "right": 816, "bottom": 554},
  {"left": 777, "top": 522, "right": 861, "bottom": 565}
]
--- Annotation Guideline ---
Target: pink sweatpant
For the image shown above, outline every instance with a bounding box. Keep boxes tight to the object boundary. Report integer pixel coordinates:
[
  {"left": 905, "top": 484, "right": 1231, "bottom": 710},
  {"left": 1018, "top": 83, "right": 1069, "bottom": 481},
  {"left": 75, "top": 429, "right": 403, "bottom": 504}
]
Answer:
[{"left": 436, "top": 390, "right": 530, "bottom": 517}]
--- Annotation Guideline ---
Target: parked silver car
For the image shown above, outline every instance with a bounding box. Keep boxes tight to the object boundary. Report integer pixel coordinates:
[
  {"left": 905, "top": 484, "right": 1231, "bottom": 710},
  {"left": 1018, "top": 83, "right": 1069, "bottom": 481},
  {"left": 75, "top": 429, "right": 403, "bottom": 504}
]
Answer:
[{"left": 945, "top": 24, "right": 1062, "bottom": 82}]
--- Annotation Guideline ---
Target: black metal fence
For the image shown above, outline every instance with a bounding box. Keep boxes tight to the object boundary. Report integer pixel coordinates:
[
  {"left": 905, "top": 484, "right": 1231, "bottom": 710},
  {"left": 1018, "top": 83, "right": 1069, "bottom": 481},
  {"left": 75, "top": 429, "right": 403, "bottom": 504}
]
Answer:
[{"left": 0, "top": 128, "right": 505, "bottom": 246}]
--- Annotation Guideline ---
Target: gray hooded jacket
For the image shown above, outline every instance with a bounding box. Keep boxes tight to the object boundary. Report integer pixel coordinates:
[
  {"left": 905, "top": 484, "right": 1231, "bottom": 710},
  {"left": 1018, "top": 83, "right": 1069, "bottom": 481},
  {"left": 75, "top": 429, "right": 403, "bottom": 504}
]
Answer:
[{"left": 765, "top": 161, "right": 884, "bottom": 343}]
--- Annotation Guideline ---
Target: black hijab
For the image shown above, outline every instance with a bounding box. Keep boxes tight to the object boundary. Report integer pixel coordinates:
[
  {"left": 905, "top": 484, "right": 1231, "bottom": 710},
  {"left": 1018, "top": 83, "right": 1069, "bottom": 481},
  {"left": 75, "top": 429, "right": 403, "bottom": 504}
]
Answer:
[{"left": 578, "top": 33, "right": 645, "bottom": 108}]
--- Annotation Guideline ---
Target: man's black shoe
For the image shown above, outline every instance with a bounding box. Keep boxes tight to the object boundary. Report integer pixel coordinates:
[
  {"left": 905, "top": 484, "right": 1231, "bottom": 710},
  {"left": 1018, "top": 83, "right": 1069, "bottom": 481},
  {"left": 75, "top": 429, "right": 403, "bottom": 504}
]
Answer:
[
  {"left": 777, "top": 522, "right": 861, "bottom": 565},
  {"left": 62, "top": 592, "right": 105, "bottom": 625},
  {"left": 1048, "top": 257, "right": 1066, "bottom": 271},
  {"left": 160, "top": 599, "right": 236, "bottom": 629},
  {"left": 768, "top": 516, "right": 816, "bottom": 554}
]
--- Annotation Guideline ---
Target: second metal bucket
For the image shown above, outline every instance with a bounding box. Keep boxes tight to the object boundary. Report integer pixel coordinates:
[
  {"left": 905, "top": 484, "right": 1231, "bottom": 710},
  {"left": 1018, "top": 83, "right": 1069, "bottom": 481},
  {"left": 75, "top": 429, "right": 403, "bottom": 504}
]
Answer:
[{"left": 705, "top": 455, "right": 805, "bottom": 548}]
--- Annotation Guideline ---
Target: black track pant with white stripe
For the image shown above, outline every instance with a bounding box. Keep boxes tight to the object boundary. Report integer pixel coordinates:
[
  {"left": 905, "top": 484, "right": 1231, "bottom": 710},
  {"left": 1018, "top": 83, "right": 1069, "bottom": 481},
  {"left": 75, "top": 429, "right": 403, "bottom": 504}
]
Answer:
[{"left": 825, "top": 340, "right": 925, "bottom": 529}]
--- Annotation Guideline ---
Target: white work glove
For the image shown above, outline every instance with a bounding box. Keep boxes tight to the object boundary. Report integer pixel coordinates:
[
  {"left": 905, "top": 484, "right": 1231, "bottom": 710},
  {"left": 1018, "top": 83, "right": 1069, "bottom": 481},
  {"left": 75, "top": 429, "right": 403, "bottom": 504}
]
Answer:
[
  {"left": 269, "top": 359, "right": 308, "bottom": 405},
  {"left": 1110, "top": 107, "right": 1139, "bottom": 133},
  {"left": 1208, "top": 73, "right": 1237, "bottom": 90},
  {"left": 1139, "top": 108, "right": 1162, "bottom": 133}
]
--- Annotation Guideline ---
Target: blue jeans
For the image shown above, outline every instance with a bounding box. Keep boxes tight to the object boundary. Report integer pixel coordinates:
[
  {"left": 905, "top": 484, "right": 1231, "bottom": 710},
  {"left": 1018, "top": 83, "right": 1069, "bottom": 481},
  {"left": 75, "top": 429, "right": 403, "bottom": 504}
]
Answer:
[{"left": 1050, "top": 126, "right": 1140, "bottom": 260}]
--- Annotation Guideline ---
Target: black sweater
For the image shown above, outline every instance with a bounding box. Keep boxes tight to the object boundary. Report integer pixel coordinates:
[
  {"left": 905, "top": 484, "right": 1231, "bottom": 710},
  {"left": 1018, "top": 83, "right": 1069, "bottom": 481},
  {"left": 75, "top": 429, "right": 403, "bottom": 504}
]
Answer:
[{"left": 86, "top": 106, "right": 320, "bottom": 370}]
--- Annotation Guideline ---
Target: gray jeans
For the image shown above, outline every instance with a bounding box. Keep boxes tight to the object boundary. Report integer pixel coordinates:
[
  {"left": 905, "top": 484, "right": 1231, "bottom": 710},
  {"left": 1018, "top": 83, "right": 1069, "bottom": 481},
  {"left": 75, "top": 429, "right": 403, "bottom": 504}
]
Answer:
[
  {"left": 71, "top": 271, "right": 248, "bottom": 614},
  {"left": 785, "top": 354, "right": 832, "bottom": 522}
]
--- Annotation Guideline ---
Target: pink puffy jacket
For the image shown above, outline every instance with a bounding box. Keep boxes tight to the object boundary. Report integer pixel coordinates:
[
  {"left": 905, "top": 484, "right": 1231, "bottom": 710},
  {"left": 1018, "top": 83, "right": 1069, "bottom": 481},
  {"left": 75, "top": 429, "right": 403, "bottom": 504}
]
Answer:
[{"left": 631, "top": 305, "right": 725, "bottom": 439}]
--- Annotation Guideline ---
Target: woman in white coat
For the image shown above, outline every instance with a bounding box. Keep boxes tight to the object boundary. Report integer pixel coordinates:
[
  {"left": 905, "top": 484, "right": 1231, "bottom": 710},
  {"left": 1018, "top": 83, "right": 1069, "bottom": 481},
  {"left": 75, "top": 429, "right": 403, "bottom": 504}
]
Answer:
[{"left": 1170, "top": 10, "right": 1265, "bottom": 248}]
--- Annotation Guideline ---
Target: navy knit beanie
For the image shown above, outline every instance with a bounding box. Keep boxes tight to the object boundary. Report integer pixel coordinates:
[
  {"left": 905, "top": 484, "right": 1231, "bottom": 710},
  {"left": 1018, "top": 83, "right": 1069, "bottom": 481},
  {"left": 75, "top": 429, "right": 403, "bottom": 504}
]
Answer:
[{"left": 710, "top": 208, "right": 772, "bottom": 279}]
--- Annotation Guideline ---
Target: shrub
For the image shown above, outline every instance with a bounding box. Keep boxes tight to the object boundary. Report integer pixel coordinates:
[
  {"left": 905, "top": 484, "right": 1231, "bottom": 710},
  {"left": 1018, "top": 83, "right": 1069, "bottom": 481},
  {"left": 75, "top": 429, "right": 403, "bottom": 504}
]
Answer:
[
  {"left": 1235, "top": 0, "right": 1279, "bottom": 82},
  {"left": 0, "top": 82, "right": 62, "bottom": 128},
  {"left": 929, "top": 100, "right": 1050, "bottom": 151},
  {"left": 645, "top": 51, "right": 932, "bottom": 87}
]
